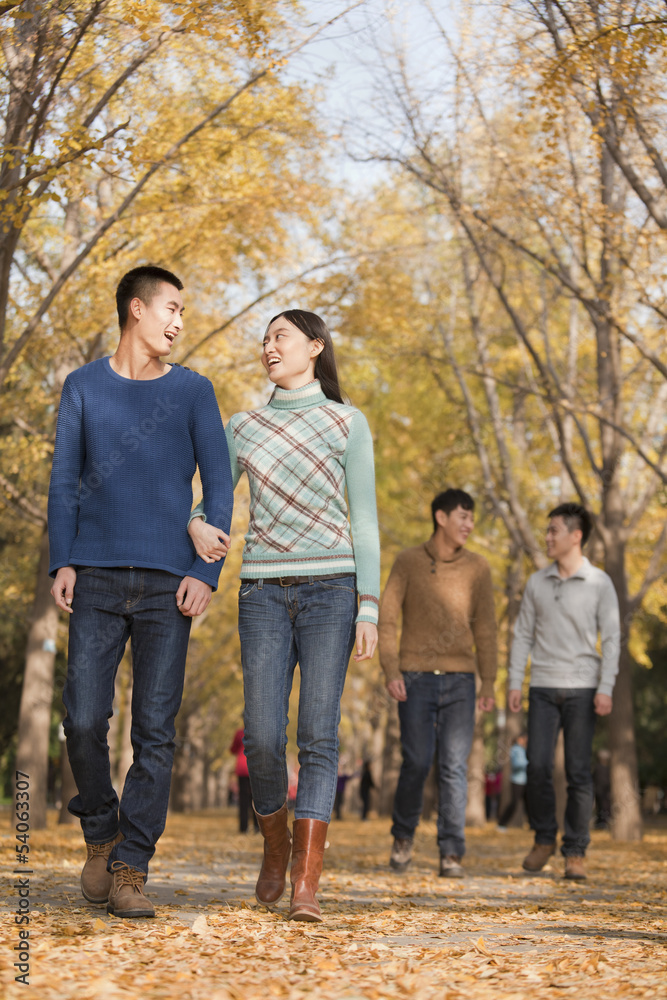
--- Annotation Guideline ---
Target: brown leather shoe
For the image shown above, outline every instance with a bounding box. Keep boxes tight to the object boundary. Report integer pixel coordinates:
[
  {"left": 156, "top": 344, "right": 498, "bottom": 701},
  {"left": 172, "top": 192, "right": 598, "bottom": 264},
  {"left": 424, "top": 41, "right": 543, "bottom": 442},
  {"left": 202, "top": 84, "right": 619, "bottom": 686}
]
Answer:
[
  {"left": 522, "top": 841, "right": 556, "bottom": 872},
  {"left": 81, "top": 832, "right": 123, "bottom": 903},
  {"left": 564, "top": 856, "right": 587, "bottom": 880},
  {"left": 288, "top": 818, "right": 328, "bottom": 922},
  {"left": 106, "top": 861, "right": 155, "bottom": 918},
  {"left": 255, "top": 803, "right": 292, "bottom": 906},
  {"left": 439, "top": 854, "right": 464, "bottom": 878}
]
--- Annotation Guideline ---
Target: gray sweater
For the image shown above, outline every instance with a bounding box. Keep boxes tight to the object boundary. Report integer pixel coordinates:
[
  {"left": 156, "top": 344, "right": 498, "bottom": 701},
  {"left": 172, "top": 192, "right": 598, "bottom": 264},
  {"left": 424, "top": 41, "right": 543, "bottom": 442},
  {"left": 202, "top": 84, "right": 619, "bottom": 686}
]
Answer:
[{"left": 509, "top": 558, "right": 620, "bottom": 697}]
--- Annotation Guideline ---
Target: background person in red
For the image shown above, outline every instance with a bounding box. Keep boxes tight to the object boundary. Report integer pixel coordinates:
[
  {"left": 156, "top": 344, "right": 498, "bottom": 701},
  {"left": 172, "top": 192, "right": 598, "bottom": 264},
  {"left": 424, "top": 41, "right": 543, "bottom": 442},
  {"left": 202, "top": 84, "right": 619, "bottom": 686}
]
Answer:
[{"left": 230, "top": 728, "right": 258, "bottom": 834}]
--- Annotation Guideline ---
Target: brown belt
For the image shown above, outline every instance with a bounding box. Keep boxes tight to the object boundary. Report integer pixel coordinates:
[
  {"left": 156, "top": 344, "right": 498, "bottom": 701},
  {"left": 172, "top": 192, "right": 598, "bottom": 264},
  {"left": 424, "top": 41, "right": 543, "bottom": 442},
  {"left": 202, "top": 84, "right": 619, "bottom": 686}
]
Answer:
[{"left": 246, "top": 573, "right": 353, "bottom": 587}]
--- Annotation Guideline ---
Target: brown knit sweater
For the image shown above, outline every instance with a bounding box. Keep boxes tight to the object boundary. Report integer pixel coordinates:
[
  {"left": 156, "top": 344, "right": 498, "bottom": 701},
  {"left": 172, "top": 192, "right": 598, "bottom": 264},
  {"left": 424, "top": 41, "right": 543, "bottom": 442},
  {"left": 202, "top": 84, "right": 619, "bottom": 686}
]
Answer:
[{"left": 378, "top": 541, "right": 498, "bottom": 699}]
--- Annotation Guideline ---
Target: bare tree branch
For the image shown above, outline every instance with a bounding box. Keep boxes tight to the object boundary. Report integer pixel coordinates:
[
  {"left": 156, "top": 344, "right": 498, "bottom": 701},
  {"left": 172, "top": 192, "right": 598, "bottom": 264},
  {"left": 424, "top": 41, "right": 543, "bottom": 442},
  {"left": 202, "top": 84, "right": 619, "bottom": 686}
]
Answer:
[
  {"left": 630, "top": 516, "right": 667, "bottom": 613},
  {"left": 0, "top": 2, "right": 368, "bottom": 388},
  {"left": 0, "top": 472, "right": 45, "bottom": 524},
  {"left": 12, "top": 413, "right": 53, "bottom": 442}
]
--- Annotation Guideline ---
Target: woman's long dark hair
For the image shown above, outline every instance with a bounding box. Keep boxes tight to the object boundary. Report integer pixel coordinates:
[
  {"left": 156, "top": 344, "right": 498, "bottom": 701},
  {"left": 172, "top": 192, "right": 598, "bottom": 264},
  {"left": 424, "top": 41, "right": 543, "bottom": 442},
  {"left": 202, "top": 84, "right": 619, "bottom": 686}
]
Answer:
[{"left": 266, "top": 309, "right": 346, "bottom": 404}]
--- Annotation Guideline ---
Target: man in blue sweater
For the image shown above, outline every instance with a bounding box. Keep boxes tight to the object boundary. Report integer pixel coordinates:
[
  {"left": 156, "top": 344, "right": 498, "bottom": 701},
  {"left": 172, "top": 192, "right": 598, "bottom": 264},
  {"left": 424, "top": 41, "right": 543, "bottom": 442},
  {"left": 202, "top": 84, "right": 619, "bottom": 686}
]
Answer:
[{"left": 48, "top": 266, "right": 233, "bottom": 918}]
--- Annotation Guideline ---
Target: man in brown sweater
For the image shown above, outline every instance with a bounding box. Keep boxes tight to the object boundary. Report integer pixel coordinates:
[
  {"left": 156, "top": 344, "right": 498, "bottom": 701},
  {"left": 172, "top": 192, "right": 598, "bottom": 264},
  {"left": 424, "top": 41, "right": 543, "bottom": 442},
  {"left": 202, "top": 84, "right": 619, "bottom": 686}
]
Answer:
[{"left": 379, "top": 489, "right": 498, "bottom": 877}]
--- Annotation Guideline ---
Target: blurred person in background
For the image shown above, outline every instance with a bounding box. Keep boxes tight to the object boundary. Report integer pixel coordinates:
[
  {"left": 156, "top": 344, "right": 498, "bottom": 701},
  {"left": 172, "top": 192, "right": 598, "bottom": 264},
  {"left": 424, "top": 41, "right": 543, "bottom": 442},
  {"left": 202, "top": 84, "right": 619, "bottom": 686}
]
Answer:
[
  {"left": 379, "top": 489, "right": 498, "bottom": 878},
  {"left": 508, "top": 504, "right": 620, "bottom": 880}
]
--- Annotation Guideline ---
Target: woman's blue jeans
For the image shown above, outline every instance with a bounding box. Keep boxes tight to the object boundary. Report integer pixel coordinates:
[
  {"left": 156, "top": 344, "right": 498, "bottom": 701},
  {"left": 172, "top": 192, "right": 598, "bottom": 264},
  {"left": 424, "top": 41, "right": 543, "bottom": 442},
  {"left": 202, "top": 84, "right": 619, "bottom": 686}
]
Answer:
[
  {"left": 63, "top": 567, "right": 192, "bottom": 874},
  {"left": 391, "top": 671, "right": 476, "bottom": 858},
  {"left": 526, "top": 686, "right": 597, "bottom": 857},
  {"left": 237, "top": 577, "right": 357, "bottom": 822}
]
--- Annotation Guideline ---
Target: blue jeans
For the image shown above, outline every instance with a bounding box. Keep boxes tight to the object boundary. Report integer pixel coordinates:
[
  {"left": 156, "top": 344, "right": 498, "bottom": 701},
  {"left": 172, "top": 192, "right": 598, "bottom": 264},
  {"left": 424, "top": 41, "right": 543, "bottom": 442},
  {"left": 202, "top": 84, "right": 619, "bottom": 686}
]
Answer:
[
  {"left": 526, "top": 687, "right": 596, "bottom": 857},
  {"left": 237, "top": 577, "right": 357, "bottom": 822},
  {"left": 391, "top": 672, "right": 476, "bottom": 858},
  {"left": 63, "top": 567, "right": 192, "bottom": 874}
]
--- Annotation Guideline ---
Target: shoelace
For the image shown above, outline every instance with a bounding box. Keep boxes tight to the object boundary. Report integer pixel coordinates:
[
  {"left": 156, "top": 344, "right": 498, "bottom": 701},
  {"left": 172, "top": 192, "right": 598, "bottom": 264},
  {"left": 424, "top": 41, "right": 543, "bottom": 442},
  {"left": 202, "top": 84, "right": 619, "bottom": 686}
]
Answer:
[
  {"left": 87, "top": 841, "right": 114, "bottom": 856},
  {"left": 110, "top": 861, "right": 145, "bottom": 890}
]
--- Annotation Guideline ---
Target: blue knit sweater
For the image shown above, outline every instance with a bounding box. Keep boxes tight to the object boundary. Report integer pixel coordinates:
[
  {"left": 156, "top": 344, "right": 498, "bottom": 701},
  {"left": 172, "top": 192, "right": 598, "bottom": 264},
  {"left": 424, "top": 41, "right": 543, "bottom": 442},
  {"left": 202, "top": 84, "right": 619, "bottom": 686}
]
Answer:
[{"left": 48, "top": 357, "right": 233, "bottom": 590}]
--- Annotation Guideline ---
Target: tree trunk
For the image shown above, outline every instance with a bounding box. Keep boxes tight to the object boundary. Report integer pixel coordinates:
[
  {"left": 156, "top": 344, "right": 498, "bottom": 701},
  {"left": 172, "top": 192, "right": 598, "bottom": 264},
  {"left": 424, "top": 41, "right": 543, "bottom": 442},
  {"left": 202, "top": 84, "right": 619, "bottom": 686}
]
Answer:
[
  {"left": 187, "top": 712, "right": 207, "bottom": 811},
  {"left": 554, "top": 730, "right": 566, "bottom": 833},
  {"left": 609, "top": 646, "right": 642, "bottom": 840},
  {"left": 498, "top": 712, "right": 524, "bottom": 823},
  {"left": 14, "top": 524, "right": 57, "bottom": 829},
  {"left": 499, "top": 541, "right": 525, "bottom": 817},
  {"left": 58, "top": 735, "right": 77, "bottom": 825},
  {"left": 116, "top": 674, "right": 134, "bottom": 798},
  {"left": 604, "top": 531, "right": 643, "bottom": 841},
  {"left": 379, "top": 699, "right": 402, "bottom": 816},
  {"left": 364, "top": 706, "right": 386, "bottom": 818},
  {"left": 206, "top": 766, "right": 220, "bottom": 809},
  {"left": 465, "top": 713, "right": 487, "bottom": 827},
  {"left": 421, "top": 757, "right": 437, "bottom": 821},
  {"left": 170, "top": 707, "right": 207, "bottom": 812},
  {"left": 106, "top": 691, "right": 121, "bottom": 787},
  {"left": 107, "top": 653, "right": 130, "bottom": 788}
]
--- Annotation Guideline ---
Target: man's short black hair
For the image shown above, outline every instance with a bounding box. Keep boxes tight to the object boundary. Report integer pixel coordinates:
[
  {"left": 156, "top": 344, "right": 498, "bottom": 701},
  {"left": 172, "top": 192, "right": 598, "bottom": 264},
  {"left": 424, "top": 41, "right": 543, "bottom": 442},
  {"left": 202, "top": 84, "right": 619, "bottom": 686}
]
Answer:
[
  {"left": 431, "top": 489, "right": 475, "bottom": 532},
  {"left": 548, "top": 502, "right": 592, "bottom": 547},
  {"left": 116, "top": 265, "right": 183, "bottom": 330}
]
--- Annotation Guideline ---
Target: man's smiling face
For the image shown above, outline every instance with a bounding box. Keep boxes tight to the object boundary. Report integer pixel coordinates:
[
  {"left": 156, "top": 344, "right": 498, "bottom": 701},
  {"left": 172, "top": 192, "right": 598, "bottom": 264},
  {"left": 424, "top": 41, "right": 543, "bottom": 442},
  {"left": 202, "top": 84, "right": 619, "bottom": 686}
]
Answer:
[{"left": 131, "top": 281, "right": 184, "bottom": 357}]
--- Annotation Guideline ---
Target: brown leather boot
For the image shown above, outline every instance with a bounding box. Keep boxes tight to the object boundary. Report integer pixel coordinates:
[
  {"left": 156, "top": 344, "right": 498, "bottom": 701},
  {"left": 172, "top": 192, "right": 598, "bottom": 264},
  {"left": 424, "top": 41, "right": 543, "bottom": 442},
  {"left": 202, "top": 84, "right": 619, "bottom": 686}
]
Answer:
[
  {"left": 564, "top": 856, "right": 587, "bottom": 880},
  {"left": 106, "top": 861, "right": 155, "bottom": 918},
  {"left": 522, "top": 841, "right": 556, "bottom": 872},
  {"left": 288, "top": 818, "right": 328, "bottom": 922},
  {"left": 81, "top": 831, "right": 123, "bottom": 903},
  {"left": 255, "top": 803, "right": 292, "bottom": 906}
]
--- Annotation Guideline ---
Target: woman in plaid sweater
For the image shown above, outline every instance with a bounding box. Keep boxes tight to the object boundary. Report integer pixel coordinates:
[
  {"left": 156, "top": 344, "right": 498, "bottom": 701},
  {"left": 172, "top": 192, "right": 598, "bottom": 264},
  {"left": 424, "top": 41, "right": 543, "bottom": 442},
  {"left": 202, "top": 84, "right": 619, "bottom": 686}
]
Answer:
[{"left": 189, "top": 309, "right": 380, "bottom": 922}]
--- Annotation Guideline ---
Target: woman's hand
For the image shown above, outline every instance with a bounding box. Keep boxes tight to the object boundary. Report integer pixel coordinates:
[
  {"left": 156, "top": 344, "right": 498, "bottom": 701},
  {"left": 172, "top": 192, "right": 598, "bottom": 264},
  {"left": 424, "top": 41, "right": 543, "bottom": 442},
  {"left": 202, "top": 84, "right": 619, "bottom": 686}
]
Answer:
[
  {"left": 188, "top": 516, "right": 231, "bottom": 563},
  {"left": 353, "top": 622, "right": 378, "bottom": 662}
]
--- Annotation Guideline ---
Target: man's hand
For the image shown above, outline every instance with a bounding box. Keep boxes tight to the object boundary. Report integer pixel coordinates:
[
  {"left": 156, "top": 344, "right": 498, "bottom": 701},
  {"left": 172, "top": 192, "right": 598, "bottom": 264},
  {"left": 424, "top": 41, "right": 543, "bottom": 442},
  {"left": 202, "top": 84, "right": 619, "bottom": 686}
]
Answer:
[
  {"left": 594, "top": 692, "right": 613, "bottom": 716},
  {"left": 176, "top": 576, "right": 212, "bottom": 617},
  {"left": 354, "top": 622, "right": 378, "bottom": 661},
  {"left": 507, "top": 689, "right": 523, "bottom": 713},
  {"left": 51, "top": 567, "right": 77, "bottom": 613},
  {"left": 478, "top": 695, "right": 495, "bottom": 713},
  {"left": 188, "top": 516, "right": 230, "bottom": 564},
  {"left": 387, "top": 677, "right": 407, "bottom": 702}
]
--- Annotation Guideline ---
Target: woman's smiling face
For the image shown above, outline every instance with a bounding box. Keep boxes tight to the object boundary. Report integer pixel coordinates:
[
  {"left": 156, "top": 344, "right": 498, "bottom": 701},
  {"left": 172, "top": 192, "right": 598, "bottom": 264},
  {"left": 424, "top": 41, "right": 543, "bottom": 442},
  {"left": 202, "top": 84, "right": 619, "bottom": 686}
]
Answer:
[{"left": 261, "top": 317, "right": 323, "bottom": 389}]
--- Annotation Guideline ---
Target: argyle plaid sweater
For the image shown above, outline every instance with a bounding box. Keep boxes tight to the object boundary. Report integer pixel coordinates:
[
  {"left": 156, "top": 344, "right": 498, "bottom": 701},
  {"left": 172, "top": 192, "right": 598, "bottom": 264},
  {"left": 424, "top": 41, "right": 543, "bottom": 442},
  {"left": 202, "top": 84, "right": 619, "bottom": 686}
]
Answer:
[{"left": 194, "top": 380, "right": 380, "bottom": 624}]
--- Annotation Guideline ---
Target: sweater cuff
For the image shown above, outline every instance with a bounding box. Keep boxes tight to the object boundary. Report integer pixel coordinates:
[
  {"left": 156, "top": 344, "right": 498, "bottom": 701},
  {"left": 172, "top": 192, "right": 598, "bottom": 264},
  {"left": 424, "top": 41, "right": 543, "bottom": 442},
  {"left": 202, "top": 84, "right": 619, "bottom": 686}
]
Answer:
[
  {"left": 507, "top": 669, "right": 525, "bottom": 692},
  {"left": 379, "top": 657, "right": 402, "bottom": 683},
  {"left": 596, "top": 681, "right": 615, "bottom": 698},
  {"left": 357, "top": 594, "right": 379, "bottom": 626},
  {"left": 49, "top": 560, "right": 74, "bottom": 579},
  {"left": 186, "top": 556, "right": 223, "bottom": 591},
  {"left": 480, "top": 677, "right": 495, "bottom": 700}
]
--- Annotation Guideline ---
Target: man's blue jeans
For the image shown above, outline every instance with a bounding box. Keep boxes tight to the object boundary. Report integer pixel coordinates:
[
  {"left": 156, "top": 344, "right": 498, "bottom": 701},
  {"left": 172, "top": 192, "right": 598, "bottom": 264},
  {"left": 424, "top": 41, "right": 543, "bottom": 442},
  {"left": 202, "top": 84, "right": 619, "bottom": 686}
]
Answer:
[
  {"left": 391, "top": 671, "right": 476, "bottom": 858},
  {"left": 63, "top": 567, "right": 192, "bottom": 874},
  {"left": 237, "top": 577, "right": 357, "bottom": 822},
  {"left": 526, "top": 687, "right": 596, "bottom": 857}
]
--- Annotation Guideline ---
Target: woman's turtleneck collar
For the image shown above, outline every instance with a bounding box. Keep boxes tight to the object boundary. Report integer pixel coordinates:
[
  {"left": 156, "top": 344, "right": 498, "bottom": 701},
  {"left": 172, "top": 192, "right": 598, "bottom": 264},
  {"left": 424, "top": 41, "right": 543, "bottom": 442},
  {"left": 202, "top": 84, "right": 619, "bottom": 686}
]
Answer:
[{"left": 269, "top": 379, "right": 328, "bottom": 410}]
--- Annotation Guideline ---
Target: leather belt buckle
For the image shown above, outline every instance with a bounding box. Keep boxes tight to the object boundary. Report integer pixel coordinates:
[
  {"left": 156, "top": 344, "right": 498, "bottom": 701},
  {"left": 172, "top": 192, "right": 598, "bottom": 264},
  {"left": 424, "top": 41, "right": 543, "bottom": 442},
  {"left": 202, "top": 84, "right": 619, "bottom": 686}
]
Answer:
[{"left": 279, "top": 576, "right": 298, "bottom": 587}]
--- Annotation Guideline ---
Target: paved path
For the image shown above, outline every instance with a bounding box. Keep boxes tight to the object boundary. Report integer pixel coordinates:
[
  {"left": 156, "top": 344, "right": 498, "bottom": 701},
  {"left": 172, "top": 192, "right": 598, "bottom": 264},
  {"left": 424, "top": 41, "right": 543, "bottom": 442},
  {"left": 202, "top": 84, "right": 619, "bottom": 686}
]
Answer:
[{"left": 1, "top": 811, "right": 666, "bottom": 999}]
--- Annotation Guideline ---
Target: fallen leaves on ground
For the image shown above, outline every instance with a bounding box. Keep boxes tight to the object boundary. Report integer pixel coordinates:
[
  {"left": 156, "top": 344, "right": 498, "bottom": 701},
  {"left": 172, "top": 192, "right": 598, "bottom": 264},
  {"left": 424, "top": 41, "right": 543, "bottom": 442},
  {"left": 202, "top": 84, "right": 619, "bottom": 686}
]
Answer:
[{"left": 1, "top": 812, "right": 666, "bottom": 999}]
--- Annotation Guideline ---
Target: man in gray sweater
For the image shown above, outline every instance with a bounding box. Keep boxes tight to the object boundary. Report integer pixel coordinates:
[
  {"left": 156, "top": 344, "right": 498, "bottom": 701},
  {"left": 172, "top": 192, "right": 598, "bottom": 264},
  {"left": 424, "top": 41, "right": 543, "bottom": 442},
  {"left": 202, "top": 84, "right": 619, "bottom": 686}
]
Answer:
[{"left": 508, "top": 503, "right": 620, "bottom": 880}]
